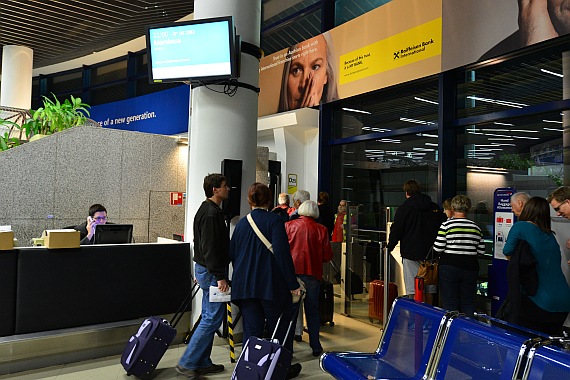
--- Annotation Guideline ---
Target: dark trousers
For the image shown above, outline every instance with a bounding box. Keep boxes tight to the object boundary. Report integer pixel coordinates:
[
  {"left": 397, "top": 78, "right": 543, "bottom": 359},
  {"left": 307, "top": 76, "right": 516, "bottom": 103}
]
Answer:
[
  {"left": 297, "top": 274, "right": 322, "bottom": 352},
  {"left": 240, "top": 297, "right": 294, "bottom": 353},
  {"left": 439, "top": 264, "right": 478, "bottom": 317}
]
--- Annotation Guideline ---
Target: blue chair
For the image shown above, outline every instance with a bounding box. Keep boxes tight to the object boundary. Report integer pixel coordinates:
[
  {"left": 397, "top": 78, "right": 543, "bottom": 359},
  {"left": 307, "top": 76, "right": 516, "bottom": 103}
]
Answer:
[
  {"left": 428, "top": 316, "right": 539, "bottom": 380},
  {"left": 521, "top": 340, "right": 570, "bottom": 380},
  {"left": 320, "top": 298, "right": 449, "bottom": 380}
]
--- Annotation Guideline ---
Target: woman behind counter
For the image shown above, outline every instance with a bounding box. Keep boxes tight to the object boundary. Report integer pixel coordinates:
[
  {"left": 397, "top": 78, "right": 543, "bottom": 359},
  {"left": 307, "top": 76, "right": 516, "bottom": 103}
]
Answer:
[
  {"left": 229, "top": 183, "right": 302, "bottom": 379},
  {"left": 503, "top": 196, "right": 570, "bottom": 335}
]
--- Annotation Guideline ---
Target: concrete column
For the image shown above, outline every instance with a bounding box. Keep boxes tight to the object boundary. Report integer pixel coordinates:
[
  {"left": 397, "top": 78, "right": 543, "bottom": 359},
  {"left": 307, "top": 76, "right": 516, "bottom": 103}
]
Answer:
[
  {"left": 1, "top": 46, "right": 33, "bottom": 109},
  {"left": 562, "top": 51, "right": 570, "bottom": 186},
  {"left": 185, "top": 0, "right": 261, "bottom": 325}
]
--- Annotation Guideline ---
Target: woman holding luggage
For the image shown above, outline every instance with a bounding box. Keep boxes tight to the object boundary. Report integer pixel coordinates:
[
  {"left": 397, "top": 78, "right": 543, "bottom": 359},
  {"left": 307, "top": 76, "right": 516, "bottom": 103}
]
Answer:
[
  {"left": 503, "top": 196, "right": 570, "bottom": 335},
  {"left": 285, "top": 200, "right": 333, "bottom": 357},
  {"left": 230, "top": 183, "right": 302, "bottom": 379},
  {"left": 434, "top": 195, "right": 485, "bottom": 317}
]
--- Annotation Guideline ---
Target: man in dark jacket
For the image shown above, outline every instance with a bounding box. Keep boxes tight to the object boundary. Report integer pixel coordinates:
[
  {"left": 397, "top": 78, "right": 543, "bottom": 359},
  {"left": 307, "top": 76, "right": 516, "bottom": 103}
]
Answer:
[
  {"left": 177, "top": 173, "right": 230, "bottom": 378},
  {"left": 387, "top": 180, "right": 446, "bottom": 303},
  {"left": 271, "top": 193, "right": 293, "bottom": 223}
]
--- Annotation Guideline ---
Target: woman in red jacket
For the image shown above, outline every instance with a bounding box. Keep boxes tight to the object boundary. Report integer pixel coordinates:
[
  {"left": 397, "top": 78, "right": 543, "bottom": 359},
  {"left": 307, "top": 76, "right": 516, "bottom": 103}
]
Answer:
[{"left": 285, "top": 200, "right": 333, "bottom": 356}]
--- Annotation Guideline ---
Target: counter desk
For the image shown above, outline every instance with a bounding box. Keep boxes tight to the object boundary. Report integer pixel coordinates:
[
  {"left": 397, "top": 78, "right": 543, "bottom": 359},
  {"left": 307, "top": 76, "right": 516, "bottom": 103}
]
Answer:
[{"left": 0, "top": 242, "right": 192, "bottom": 338}]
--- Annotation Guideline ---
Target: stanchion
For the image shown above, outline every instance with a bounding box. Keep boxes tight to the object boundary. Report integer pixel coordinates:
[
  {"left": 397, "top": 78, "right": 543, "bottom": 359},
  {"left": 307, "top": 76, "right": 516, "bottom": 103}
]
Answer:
[
  {"left": 414, "top": 276, "right": 424, "bottom": 372},
  {"left": 227, "top": 302, "right": 235, "bottom": 363}
]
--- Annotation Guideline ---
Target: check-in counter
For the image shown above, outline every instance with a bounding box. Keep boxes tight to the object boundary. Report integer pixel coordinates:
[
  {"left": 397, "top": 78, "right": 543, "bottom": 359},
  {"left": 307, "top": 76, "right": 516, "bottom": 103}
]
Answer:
[{"left": 1, "top": 243, "right": 192, "bottom": 337}]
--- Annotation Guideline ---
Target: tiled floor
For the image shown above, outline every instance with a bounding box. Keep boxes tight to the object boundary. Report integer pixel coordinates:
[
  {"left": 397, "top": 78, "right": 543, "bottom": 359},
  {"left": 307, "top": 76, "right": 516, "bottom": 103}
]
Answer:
[{"left": 0, "top": 313, "right": 382, "bottom": 380}]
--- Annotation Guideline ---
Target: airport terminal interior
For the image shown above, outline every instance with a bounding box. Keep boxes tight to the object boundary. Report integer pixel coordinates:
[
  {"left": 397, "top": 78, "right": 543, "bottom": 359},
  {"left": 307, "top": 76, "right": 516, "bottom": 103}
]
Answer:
[{"left": 3, "top": 0, "right": 570, "bottom": 379}]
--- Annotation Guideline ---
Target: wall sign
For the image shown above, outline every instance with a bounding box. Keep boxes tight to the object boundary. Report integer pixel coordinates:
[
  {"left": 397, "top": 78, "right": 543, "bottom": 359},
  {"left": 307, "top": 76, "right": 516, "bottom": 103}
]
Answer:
[{"left": 288, "top": 174, "right": 297, "bottom": 194}]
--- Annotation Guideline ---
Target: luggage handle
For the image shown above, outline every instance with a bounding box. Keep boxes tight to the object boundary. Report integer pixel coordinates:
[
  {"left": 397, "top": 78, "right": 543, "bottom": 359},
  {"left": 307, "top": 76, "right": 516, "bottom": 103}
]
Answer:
[
  {"left": 270, "top": 291, "right": 305, "bottom": 345},
  {"left": 170, "top": 279, "right": 200, "bottom": 328}
]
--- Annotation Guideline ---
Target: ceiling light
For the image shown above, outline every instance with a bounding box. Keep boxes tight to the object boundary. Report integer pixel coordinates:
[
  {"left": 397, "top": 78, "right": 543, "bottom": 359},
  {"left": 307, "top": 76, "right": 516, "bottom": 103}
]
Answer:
[
  {"left": 488, "top": 138, "right": 514, "bottom": 141},
  {"left": 425, "top": 143, "right": 438, "bottom": 146},
  {"left": 543, "top": 120, "right": 563, "bottom": 124},
  {"left": 510, "top": 129, "right": 538, "bottom": 133},
  {"left": 540, "top": 68, "right": 564, "bottom": 77},
  {"left": 416, "top": 133, "right": 438, "bottom": 138},
  {"left": 467, "top": 96, "right": 528, "bottom": 108},
  {"left": 400, "top": 117, "right": 436, "bottom": 125},
  {"left": 494, "top": 122, "right": 515, "bottom": 126},
  {"left": 414, "top": 97, "right": 439, "bottom": 105},
  {"left": 343, "top": 108, "right": 371, "bottom": 114},
  {"left": 482, "top": 129, "right": 509, "bottom": 132},
  {"left": 413, "top": 148, "right": 434, "bottom": 151},
  {"left": 544, "top": 127, "right": 563, "bottom": 132}
]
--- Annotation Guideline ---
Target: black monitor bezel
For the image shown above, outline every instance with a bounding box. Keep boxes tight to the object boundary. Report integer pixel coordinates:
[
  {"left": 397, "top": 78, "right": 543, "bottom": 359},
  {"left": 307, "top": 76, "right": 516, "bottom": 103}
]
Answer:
[
  {"left": 145, "top": 16, "right": 237, "bottom": 84},
  {"left": 93, "top": 224, "right": 133, "bottom": 245}
]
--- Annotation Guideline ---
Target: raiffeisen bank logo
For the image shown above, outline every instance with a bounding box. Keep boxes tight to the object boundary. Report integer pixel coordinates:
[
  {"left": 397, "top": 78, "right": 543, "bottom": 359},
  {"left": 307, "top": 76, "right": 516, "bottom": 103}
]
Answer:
[{"left": 394, "top": 38, "right": 435, "bottom": 60}]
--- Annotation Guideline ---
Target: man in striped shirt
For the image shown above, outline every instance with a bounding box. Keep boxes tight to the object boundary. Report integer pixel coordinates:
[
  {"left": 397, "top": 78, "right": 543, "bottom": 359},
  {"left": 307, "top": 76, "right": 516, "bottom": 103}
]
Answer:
[{"left": 433, "top": 195, "right": 485, "bottom": 317}]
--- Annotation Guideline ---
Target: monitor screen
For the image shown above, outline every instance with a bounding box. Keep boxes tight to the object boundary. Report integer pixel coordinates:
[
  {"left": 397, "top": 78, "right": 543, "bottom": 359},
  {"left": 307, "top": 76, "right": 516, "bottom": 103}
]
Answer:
[
  {"left": 93, "top": 224, "right": 133, "bottom": 245},
  {"left": 146, "top": 16, "right": 237, "bottom": 83}
]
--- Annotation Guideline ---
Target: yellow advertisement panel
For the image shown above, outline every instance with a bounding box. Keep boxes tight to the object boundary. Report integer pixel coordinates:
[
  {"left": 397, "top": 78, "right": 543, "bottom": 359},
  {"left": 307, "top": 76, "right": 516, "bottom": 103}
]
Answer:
[{"left": 339, "top": 18, "right": 442, "bottom": 85}]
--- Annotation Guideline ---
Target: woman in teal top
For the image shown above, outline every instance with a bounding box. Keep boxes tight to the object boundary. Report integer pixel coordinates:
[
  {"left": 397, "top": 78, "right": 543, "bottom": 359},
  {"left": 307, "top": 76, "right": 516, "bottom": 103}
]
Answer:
[{"left": 503, "top": 197, "right": 570, "bottom": 335}]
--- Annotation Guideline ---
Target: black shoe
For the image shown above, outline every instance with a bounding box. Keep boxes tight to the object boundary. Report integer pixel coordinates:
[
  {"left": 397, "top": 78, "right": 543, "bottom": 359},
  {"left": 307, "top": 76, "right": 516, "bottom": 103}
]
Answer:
[
  {"left": 293, "top": 335, "right": 302, "bottom": 342},
  {"left": 200, "top": 364, "right": 224, "bottom": 375},
  {"left": 312, "top": 348, "right": 323, "bottom": 357},
  {"left": 286, "top": 363, "right": 302, "bottom": 379}
]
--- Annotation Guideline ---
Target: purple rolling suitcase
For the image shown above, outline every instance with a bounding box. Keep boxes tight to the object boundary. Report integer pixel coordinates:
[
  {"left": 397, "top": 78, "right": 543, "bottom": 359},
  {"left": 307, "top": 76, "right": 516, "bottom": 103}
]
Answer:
[
  {"left": 231, "top": 294, "right": 303, "bottom": 380},
  {"left": 121, "top": 281, "right": 199, "bottom": 377}
]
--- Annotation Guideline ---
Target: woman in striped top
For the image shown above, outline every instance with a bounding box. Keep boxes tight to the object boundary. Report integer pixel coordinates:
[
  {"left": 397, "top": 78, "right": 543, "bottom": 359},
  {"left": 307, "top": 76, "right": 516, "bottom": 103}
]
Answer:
[{"left": 433, "top": 195, "right": 485, "bottom": 317}]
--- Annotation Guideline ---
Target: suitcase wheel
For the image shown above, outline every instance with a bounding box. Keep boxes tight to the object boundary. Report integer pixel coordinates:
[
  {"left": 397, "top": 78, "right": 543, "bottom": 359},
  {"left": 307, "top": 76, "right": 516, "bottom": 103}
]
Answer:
[{"left": 330, "top": 322, "right": 335, "bottom": 326}]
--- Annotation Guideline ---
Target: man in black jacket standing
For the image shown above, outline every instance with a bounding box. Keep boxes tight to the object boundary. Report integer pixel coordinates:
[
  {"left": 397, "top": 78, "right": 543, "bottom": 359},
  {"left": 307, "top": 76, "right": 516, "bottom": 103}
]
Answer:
[
  {"left": 387, "top": 180, "right": 446, "bottom": 303},
  {"left": 177, "top": 173, "right": 230, "bottom": 378}
]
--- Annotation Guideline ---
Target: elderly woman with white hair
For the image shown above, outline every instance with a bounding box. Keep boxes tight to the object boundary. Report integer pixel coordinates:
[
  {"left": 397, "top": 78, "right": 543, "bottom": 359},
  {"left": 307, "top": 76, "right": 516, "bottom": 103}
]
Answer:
[{"left": 285, "top": 200, "right": 333, "bottom": 356}]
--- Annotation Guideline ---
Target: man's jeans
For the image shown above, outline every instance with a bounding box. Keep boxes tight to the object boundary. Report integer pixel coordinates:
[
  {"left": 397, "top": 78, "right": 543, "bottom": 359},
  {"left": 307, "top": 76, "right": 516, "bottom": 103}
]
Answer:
[
  {"left": 179, "top": 263, "right": 226, "bottom": 370},
  {"left": 296, "top": 274, "right": 322, "bottom": 352}
]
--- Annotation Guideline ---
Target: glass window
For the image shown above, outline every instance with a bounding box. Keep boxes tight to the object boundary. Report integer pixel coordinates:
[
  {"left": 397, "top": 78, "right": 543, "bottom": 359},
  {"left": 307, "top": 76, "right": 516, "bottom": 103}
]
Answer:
[
  {"left": 90, "top": 83, "right": 127, "bottom": 106},
  {"left": 51, "top": 71, "right": 82, "bottom": 95},
  {"left": 261, "top": 0, "right": 321, "bottom": 56},
  {"left": 332, "top": 79, "right": 438, "bottom": 139},
  {"left": 334, "top": 0, "right": 393, "bottom": 27},
  {"left": 91, "top": 60, "right": 128, "bottom": 86},
  {"left": 456, "top": 110, "right": 566, "bottom": 237},
  {"left": 331, "top": 132, "right": 439, "bottom": 239},
  {"left": 457, "top": 39, "right": 570, "bottom": 119}
]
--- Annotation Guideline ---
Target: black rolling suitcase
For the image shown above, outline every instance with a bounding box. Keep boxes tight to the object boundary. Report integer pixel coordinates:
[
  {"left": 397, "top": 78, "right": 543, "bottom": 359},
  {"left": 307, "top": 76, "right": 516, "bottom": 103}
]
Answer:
[
  {"left": 319, "top": 280, "right": 334, "bottom": 326},
  {"left": 121, "top": 281, "right": 199, "bottom": 377},
  {"left": 231, "top": 294, "right": 304, "bottom": 380}
]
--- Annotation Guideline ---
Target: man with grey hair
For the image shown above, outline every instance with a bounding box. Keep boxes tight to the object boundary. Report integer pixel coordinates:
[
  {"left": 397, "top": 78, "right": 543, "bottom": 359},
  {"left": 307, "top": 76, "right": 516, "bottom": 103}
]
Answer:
[
  {"left": 271, "top": 192, "right": 293, "bottom": 224},
  {"left": 289, "top": 190, "right": 311, "bottom": 221},
  {"left": 511, "top": 192, "right": 531, "bottom": 217}
]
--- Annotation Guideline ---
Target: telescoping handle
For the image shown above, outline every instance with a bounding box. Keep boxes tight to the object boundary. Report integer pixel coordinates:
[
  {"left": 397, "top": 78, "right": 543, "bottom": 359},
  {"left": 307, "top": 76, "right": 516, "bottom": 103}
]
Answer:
[
  {"left": 271, "top": 291, "right": 306, "bottom": 345},
  {"left": 170, "top": 279, "right": 200, "bottom": 329},
  {"left": 383, "top": 246, "right": 390, "bottom": 327}
]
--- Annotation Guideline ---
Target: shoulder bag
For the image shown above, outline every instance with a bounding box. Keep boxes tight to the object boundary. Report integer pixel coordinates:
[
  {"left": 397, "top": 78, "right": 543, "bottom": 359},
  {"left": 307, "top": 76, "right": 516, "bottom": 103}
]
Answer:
[{"left": 417, "top": 246, "right": 439, "bottom": 286}]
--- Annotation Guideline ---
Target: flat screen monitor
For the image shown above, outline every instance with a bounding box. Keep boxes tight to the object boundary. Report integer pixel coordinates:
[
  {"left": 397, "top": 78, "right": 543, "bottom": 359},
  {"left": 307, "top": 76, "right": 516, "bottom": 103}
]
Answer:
[
  {"left": 93, "top": 224, "right": 133, "bottom": 245},
  {"left": 146, "top": 16, "right": 237, "bottom": 83}
]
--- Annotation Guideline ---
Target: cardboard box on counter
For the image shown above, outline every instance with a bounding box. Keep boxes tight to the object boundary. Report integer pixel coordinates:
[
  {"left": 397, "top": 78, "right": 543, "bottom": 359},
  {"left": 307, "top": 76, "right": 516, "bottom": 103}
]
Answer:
[
  {"left": 43, "top": 230, "right": 80, "bottom": 249},
  {"left": 0, "top": 231, "right": 14, "bottom": 250}
]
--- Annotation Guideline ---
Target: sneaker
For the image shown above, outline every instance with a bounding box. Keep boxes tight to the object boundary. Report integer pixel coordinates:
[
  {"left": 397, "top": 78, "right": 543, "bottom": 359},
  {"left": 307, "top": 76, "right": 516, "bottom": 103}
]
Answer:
[
  {"left": 293, "top": 335, "right": 302, "bottom": 342},
  {"left": 312, "top": 348, "right": 323, "bottom": 357},
  {"left": 175, "top": 365, "right": 201, "bottom": 378},
  {"left": 285, "top": 363, "right": 302, "bottom": 379},
  {"left": 200, "top": 364, "right": 225, "bottom": 375}
]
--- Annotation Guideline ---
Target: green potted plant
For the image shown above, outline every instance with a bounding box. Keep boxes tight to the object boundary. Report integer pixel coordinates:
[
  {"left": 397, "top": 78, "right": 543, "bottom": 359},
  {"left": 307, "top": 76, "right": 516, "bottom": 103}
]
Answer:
[{"left": 23, "top": 94, "right": 91, "bottom": 141}]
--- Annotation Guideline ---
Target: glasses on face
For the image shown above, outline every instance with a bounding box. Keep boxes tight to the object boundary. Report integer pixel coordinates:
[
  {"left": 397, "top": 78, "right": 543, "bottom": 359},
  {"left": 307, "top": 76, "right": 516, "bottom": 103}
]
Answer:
[
  {"left": 553, "top": 200, "right": 568, "bottom": 212},
  {"left": 93, "top": 216, "right": 107, "bottom": 222}
]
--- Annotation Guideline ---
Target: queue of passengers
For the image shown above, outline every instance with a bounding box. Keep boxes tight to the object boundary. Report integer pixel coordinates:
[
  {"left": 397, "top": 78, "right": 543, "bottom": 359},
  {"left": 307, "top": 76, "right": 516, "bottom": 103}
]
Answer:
[{"left": 388, "top": 179, "right": 570, "bottom": 337}]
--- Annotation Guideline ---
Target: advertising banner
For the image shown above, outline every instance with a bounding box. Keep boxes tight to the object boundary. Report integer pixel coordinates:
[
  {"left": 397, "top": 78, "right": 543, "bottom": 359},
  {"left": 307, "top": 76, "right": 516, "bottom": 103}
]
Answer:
[
  {"left": 258, "top": 0, "right": 442, "bottom": 117},
  {"left": 89, "top": 85, "right": 190, "bottom": 135},
  {"left": 259, "top": 0, "right": 570, "bottom": 117}
]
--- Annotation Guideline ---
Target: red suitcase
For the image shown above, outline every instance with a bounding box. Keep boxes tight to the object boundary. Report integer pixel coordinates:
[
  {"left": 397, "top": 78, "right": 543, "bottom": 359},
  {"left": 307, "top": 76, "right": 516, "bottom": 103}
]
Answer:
[{"left": 368, "top": 280, "right": 397, "bottom": 323}]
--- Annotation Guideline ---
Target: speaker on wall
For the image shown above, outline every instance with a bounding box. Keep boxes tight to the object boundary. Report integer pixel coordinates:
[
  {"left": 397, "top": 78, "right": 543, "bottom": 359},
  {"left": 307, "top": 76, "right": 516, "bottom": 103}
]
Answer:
[{"left": 221, "top": 159, "right": 242, "bottom": 218}]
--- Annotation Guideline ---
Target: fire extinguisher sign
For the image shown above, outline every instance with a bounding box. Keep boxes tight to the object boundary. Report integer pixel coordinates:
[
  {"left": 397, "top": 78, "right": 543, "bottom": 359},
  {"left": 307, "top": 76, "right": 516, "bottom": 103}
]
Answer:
[{"left": 493, "top": 188, "right": 516, "bottom": 260}]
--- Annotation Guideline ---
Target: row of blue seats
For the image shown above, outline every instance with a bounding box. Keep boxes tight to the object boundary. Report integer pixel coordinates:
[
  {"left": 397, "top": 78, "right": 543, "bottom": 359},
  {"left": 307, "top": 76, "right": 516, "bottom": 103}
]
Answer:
[{"left": 320, "top": 297, "right": 570, "bottom": 380}]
